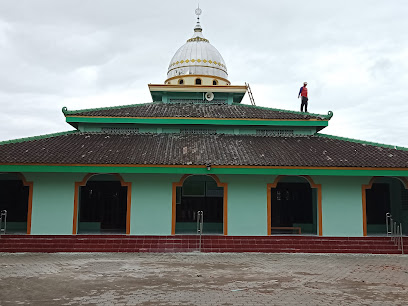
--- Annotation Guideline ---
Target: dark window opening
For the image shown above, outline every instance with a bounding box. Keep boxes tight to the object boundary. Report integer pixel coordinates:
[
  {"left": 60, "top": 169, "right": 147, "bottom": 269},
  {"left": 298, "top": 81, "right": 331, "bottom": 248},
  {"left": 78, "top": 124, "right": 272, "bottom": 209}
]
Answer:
[
  {"left": 195, "top": 78, "right": 202, "bottom": 85},
  {"left": 179, "top": 79, "right": 184, "bottom": 84},
  {"left": 213, "top": 80, "right": 217, "bottom": 85}
]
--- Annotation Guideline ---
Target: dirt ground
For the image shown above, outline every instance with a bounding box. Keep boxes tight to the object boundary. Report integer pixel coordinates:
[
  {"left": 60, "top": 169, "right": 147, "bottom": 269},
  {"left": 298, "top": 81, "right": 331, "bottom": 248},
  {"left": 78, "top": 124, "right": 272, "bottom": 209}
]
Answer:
[{"left": 0, "top": 252, "right": 407, "bottom": 305}]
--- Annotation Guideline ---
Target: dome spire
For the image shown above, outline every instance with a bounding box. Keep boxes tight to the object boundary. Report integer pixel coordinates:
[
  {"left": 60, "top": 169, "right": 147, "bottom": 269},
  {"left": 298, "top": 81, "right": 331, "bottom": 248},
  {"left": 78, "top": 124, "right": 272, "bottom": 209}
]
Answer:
[
  {"left": 165, "top": 3, "right": 229, "bottom": 84},
  {"left": 194, "top": 4, "right": 202, "bottom": 32}
]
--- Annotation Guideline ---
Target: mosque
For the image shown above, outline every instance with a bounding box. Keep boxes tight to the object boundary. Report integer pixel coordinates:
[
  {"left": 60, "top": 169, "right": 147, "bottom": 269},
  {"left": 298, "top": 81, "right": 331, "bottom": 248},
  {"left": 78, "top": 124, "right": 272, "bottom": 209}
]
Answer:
[{"left": 0, "top": 8, "right": 407, "bottom": 252}]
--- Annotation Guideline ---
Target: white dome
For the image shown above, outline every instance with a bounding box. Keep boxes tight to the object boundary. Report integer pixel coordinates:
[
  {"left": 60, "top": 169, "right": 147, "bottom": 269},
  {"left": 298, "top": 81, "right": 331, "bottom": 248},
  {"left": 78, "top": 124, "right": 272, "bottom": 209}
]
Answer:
[{"left": 167, "top": 21, "right": 228, "bottom": 81}]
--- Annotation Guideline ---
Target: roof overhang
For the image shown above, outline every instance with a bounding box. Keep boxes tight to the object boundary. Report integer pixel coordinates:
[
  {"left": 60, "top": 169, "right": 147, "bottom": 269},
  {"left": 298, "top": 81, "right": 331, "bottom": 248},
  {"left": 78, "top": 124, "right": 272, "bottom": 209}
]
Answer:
[
  {"left": 65, "top": 116, "right": 329, "bottom": 128},
  {"left": 2, "top": 163, "right": 408, "bottom": 176}
]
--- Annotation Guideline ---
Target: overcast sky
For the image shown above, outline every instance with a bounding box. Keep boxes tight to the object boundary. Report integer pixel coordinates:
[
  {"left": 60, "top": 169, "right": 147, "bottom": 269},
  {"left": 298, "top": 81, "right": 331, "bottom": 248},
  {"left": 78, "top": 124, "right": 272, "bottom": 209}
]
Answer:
[{"left": 0, "top": 0, "right": 407, "bottom": 146}]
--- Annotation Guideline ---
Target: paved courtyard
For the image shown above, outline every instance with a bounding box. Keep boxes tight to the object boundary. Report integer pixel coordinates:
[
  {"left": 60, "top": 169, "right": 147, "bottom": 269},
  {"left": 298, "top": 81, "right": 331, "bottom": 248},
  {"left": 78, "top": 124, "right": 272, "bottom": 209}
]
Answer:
[{"left": 0, "top": 252, "right": 407, "bottom": 305}]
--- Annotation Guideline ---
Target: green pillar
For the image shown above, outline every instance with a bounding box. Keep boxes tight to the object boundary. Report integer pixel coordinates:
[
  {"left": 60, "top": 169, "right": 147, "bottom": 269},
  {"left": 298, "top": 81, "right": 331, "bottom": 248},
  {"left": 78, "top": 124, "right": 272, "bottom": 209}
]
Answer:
[
  {"left": 27, "top": 173, "right": 83, "bottom": 235},
  {"left": 124, "top": 173, "right": 179, "bottom": 235},
  {"left": 221, "top": 175, "right": 269, "bottom": 236},
  {"left": 320, "top": 176, "right": 368, "bottom": 237}
]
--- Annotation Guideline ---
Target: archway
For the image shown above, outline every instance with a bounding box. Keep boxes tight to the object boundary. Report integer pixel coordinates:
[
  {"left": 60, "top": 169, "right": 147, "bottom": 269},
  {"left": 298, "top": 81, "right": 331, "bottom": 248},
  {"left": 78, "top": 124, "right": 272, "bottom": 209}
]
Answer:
[
  {"left": 73, "top": 174, "right": 131, "bottom": 235},
  {"left": 363, "top": 177, "right": 407, "bottom": 236},
  {"left": 267, "top": 176, "right": 321, "bottom": 236},
  {"left": 0, "top": 173, "right": 33, "bottom": 234},
  {"left": 172, "top": 175, "right": 227, "bottom": 235}
]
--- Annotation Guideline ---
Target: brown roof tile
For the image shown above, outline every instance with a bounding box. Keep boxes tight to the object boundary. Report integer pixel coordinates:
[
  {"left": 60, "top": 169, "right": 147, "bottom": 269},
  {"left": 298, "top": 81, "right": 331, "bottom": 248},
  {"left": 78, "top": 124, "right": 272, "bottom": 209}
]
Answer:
[
  {"left": 1, "top": 132, "right": 407, "bottom": 168},
  {"left": 64, "top": 103, "right": 331, "bottom": 121}
]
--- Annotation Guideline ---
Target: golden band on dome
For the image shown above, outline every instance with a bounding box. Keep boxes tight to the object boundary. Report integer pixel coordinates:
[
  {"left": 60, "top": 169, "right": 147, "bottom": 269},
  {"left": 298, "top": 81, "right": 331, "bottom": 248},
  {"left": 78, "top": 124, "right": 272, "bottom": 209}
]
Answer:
[
  {"left": 186, "top": 37, "right": 209, "bottom": 43},
  {"left": 169, "top": 59, "right": 226, "bottom": 69}
]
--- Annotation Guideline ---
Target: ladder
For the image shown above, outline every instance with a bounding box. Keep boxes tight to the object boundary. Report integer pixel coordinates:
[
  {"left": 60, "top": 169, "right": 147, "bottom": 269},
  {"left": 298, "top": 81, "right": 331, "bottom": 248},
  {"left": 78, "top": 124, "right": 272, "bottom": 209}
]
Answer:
[{"left": 245, "top": 82, "right": 256, "bottom": 106}]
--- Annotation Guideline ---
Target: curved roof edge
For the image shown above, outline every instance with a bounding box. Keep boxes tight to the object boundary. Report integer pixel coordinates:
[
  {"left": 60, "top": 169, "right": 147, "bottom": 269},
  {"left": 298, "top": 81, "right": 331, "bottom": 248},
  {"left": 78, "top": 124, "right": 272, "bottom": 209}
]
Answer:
[
  {"left": 317, "top": 133, "right": 408, "bottom": 152},
  {"left": 230, "top": 103, "right": 334, "bottom": 120},
  {"left": 62, "top": 103, "right": 152, "bottom": 116},
  {"left": 0, "top": 130, "right": 77, "bottom": 145}
]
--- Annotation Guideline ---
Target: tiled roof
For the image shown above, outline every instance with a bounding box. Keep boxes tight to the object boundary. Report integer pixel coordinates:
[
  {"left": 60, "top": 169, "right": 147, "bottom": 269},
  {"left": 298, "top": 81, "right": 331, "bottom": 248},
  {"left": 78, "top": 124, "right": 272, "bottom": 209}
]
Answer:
[
  {"left": 63, "top": 103, "right": 332, "bottom": 121},
  {"left": 1, "top": 132, "right": 407, "bottom": 168}
]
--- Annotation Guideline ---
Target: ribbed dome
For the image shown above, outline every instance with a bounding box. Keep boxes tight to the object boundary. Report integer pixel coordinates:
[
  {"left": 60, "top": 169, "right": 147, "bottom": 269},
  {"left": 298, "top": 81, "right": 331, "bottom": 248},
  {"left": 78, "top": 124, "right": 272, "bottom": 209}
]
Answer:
[{"left": 166, "top": 19, "right": 228, "bottom": 81}]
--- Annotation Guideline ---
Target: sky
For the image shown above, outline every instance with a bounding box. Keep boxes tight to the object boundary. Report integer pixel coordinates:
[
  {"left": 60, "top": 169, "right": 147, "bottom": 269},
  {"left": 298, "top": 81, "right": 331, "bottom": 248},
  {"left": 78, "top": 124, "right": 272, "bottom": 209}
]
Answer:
[{"left": 0, "top": 0, "right": 407, "bottom": 146}]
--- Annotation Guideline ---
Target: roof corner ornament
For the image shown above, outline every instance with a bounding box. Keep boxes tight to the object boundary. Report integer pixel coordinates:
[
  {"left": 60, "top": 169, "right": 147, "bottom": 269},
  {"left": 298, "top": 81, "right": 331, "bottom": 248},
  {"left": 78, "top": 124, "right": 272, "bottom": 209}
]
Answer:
[
  {"left": 62, "top": 106, "right": 68, "bottom": 114},
  {"left": 194, "top": 4, "right": 202, "bottom": 32},
  {"left": 327, "top": 110, "right": 333, "bottom": 119}
]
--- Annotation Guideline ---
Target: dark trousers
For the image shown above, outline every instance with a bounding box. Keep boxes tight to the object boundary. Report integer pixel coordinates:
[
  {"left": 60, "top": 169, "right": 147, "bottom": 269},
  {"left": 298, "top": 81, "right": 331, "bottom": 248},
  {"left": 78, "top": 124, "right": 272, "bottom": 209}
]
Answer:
[{"left": 301, "top": 96, "right": 308, "bottom": 112}]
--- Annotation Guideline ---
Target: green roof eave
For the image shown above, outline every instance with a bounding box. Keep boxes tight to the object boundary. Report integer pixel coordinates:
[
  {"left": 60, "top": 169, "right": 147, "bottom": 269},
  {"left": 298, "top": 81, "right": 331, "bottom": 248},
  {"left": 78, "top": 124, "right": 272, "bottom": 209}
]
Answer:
[
  {"left": 318, "top": 133, "right": 408, "bottom": 151},
  {"left": 231, "top": 103, "right": 334, "bottom": 120},
  {"left": 1, "top": 164, "right": 408, "bottom": 176},
  {"left": 62, "top": 104, "right": 153, "bottom": 116},
  {"left": 65, "top": 116, "right": 329, "bottom": 127},
  {"left": 0, "top": 130, "right": 77, "bottom": 145}
]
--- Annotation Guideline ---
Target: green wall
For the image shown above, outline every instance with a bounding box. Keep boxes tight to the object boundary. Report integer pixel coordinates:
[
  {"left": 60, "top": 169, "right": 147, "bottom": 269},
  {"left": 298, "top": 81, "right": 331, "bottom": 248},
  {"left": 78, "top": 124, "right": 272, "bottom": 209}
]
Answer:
[
  {"left": 317, "top": 176, "right": 368, "bottom": 237},
  {"left": 220, "top": 175, "right": 272, "bottom": 236},
  {"left": 25, "top": 173, "right": 83, "bottom": 235},
  {"left": 78, "top": 122, "right": 316, "bottom": 136},
  {"left": 123, "top": 174, "right": 179, "bottom": 235},
  {"left": 5, "top": 172, "right": 404, "bottom": 237}
]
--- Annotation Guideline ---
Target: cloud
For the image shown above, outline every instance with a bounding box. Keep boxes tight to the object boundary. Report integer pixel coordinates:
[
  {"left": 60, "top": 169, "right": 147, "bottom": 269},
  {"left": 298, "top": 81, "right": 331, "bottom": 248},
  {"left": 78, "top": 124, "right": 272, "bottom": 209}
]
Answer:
[{"left": 0, "top": 0, "right": 407, "bottom": 148}]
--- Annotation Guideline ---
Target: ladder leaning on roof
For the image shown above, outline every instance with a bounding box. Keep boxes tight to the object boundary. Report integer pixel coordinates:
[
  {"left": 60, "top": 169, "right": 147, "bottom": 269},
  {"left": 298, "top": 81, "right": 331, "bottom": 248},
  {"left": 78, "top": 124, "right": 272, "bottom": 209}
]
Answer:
[{"left": 245, "top": 82, "right": 256, "bottom": 106}]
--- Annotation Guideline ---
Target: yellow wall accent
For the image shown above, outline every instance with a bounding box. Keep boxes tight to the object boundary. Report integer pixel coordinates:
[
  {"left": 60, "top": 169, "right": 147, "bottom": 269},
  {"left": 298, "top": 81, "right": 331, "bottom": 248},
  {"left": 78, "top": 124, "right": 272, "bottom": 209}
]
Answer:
[{"left": 166, "top": 75, "right": 230, "bottom": 86}]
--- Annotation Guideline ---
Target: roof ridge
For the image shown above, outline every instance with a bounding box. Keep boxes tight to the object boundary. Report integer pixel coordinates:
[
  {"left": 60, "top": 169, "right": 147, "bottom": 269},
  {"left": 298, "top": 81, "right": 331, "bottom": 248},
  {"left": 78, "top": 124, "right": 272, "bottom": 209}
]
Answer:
[
  {"left": 317, "top": 133, "right": 408, "bottom": 151},
  {"left": 232, "top": 103, "right": 333, "bottom": 119},
  {"left": 0, "top": 130, "right": 78, "bottom": 145},
  {"left": 62, "top": 102, "right": 154, "bottom": 116}
]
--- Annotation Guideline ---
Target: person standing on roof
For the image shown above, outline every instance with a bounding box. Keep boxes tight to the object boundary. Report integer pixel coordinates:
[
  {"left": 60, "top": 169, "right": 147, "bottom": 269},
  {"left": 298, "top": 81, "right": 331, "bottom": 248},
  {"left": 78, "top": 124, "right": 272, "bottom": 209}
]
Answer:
[{"left": 298, "top": 82, "right": 308, "bottom": 112}]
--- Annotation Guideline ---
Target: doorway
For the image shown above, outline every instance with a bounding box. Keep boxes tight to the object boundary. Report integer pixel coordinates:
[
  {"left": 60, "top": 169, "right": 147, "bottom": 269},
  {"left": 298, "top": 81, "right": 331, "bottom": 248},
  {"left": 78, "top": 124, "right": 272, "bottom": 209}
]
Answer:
[
  {"left": 0, "top": 173, "right": 31, "bottom": 234},
  {"left": 78, "top": 174, "right": 128, "bottom": 234},
  {"left": 175, "top": 175, "right": 224, "bottom": 234},
  {"left": 365, "top": 177, "right": 407, "bottom": 235},
  {"left": 270, "top": 176, "right": 318, "bottom": 235}
]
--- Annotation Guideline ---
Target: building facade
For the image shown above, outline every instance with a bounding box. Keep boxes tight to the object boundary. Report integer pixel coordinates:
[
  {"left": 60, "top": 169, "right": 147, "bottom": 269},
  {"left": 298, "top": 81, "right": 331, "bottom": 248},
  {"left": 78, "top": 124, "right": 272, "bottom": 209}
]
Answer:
[{"left": 1, "top": 11, "right": 407, "bottom": 239}]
